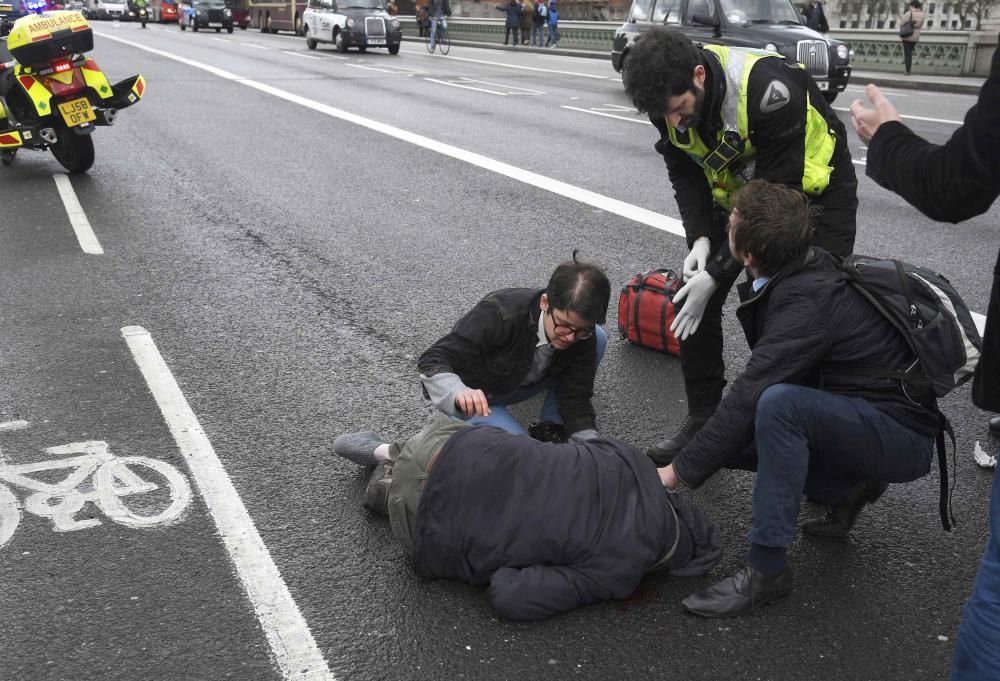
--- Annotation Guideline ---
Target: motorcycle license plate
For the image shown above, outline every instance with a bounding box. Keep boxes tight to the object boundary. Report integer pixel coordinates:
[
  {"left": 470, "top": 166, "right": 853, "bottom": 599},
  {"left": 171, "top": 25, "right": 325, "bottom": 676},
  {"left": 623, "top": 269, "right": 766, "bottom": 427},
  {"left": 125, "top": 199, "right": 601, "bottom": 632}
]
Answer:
[
  {"left": 367, "top": 38, "right": 386, "bottom": 45},
  {"left": 58, "top": 98, "right": 96, "bottom": 127}
]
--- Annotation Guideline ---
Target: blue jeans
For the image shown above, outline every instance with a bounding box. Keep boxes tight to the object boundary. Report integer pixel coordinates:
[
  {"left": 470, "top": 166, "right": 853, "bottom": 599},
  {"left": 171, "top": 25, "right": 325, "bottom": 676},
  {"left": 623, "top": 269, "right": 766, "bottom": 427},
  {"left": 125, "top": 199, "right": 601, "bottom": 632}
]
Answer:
[
  {"left": 469, "top": 325, "right": 607, "bottom": 435},
  {"left": 547, "top": 24, "right": 558, "bottom": 45},
  {"left": 531, "top": 24, "right": 545, "bottom": 45},
  {"left": 740, "top": 384, "right": 934, "bottom": 548},
  {"left": 951, "top": 463, "right": 1000, "bottom": 680},
  {"left": 429, "top": 16, "right": 446, "bottom": 49}
]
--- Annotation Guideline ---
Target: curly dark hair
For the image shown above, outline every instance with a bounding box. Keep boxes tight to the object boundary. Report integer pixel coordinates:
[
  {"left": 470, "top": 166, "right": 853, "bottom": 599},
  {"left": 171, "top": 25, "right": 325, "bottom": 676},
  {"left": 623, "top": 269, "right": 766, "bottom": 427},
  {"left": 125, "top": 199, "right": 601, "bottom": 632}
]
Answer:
[
  {"left": 622, "top": 27, "right": 702, "bottom": 118},
  {"left": 730, "top": 180, "right": 816, "bottom": 276}
]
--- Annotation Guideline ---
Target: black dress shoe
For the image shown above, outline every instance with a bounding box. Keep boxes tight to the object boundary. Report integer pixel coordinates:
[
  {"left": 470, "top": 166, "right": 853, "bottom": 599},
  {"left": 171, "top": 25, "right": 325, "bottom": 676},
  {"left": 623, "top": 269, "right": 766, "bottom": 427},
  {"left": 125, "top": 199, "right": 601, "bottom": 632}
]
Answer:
[
  {"left": 646, "top": 414, "right": 708, "bottom": 466},
  {"left": 682, "top": 564, "right": 793, "bottom": 618},
  {"left": 801, "top": 480, "right": 888, "bottom": 538},
  {"left": 990, "top": 415, "right": 1000, "bottom": 436},
  {"left": 528, "top": 421, "right": 568, "bottom": 444},
  {"left": 363, "top": 461, "right": 393, "bottom": 516}
]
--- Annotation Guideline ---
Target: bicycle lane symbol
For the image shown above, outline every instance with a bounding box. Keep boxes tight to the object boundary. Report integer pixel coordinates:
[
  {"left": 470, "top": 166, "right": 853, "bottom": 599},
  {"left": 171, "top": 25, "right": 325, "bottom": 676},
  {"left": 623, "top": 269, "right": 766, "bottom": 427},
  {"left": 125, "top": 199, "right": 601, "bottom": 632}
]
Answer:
[{"left": 0, "top": 440, "right": 192, "bottom": 549}]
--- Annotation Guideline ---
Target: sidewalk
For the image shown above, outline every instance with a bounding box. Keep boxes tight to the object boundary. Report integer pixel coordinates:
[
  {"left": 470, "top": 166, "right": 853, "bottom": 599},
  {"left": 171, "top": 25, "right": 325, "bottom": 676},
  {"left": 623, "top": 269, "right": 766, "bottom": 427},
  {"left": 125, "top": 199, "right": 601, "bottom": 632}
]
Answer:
[{"left": 407, "top": 36, "right": 986, "bottom": 95}]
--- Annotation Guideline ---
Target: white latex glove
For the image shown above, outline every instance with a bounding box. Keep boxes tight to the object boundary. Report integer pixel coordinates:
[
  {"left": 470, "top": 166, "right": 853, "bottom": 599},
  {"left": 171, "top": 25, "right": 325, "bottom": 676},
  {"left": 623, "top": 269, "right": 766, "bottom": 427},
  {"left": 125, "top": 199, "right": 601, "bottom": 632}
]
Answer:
[
  {"left": 682, "top": 237, "right": 711, "bottom": 282},
  {"left": 670, "top": 270, "right": 717, "bottom": 341}
]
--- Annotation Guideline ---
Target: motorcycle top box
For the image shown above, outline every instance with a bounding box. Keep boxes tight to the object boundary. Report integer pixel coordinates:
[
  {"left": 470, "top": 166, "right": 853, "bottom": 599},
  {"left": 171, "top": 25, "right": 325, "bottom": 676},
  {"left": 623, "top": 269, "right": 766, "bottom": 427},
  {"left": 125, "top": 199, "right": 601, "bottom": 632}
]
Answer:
[{"left": 6, "top": 10, "right": 93, "bottom": 65}]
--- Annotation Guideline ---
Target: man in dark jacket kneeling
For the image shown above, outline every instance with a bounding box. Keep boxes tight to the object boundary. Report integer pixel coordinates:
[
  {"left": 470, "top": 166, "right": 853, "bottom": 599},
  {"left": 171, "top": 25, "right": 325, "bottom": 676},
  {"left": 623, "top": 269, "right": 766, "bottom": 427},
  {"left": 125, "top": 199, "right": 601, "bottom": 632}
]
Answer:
[
  {"left": 659, "top": 179, "right": 941, "bottom": 618},
  {"left": 333, "top": 414, "right": 722, "bottom": 621}
]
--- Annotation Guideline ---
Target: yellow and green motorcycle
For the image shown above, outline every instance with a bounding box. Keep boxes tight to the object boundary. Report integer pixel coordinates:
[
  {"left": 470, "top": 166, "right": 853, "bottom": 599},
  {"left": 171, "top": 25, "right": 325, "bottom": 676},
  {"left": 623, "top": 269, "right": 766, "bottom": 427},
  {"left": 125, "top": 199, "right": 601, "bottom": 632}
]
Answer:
[{"left": 0, "top": 9, "right": 145, "bottom": 173}]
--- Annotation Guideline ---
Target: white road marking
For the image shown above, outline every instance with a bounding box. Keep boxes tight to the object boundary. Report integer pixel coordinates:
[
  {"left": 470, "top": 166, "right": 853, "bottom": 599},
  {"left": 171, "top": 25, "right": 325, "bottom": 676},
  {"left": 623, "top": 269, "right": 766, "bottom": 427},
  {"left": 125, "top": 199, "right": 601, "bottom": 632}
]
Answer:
[
  {"left": 408, "top": 51, "right": 609, "bottom": 79},
  {"left": 93, "top": 32, "right": 684, "bottom": 236},
  {"left": 282, "top": 50, "right": 321, "bottom": 60},
  {"left": 425, "top": 76, "right": 542, "bottom": 95},
  {"left": 347, "top": 63, "right": 408, "bottom": 74},
  {"left": 834, "top": 106, "right": 962, "bottom": 126},
  {"left": 424, "top": 77, "right": 510, "bottom": 95},
  {"left": 0, "top": 420, "right": 30, "bottom": 432},
  {"left": 210, "top": 37, "right": 229, "bottom": 43},
  {"left": 53, "top": 174, "right": 103, "bottom": 255},
  {"left": 121, "top": 325, "right": 334, "bottom": 681},
  {"left": 844, "top": 86, "right": 909, "bottom": 97},
  {"left": 562, "top": 105, "right": 652, "bottom": 125},
  {"left": 241, "top": 42, "right": 268, "bottom": 49}
]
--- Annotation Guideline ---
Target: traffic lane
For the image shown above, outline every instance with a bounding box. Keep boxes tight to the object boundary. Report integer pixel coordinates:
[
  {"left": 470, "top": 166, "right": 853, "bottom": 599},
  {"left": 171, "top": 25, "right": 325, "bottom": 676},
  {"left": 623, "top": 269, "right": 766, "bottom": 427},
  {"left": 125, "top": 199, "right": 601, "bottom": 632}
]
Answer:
[
  {"left": 50, "top": 53, "right": 997, "bottom": 681},
  {"left": 0, "top": 166, "right": 93, "bottom": 260},
  {"left": 0, "top": 302, "right": 278, "bottom": 679}
]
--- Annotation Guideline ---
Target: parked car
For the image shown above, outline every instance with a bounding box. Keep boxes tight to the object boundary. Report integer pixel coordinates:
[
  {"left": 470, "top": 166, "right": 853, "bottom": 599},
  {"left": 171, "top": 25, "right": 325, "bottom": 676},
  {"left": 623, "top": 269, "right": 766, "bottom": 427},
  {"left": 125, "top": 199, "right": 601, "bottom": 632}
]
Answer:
[
  {"left": 303, "top": 0, "right": 402, "bottom": 54},
  {"left": 611, "top": 0, "right": 851, "bottom": 102},
  {"left": 95, "top": 0, "right": 129, "bottom": 19},
  {"left": 179, "top": 0, "right": 233, "bottom": 31}
]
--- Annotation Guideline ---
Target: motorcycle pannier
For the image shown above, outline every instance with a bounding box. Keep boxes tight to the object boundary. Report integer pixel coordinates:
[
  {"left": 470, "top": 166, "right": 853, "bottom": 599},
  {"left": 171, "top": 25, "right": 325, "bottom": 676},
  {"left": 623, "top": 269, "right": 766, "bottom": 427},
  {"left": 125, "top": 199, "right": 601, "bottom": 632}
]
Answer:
[
  {"left": 617, "top": 269, "right": 683, "bottom": 356},
  {"left": 7, "top": 12, "right": 94, "bottom": 66}
]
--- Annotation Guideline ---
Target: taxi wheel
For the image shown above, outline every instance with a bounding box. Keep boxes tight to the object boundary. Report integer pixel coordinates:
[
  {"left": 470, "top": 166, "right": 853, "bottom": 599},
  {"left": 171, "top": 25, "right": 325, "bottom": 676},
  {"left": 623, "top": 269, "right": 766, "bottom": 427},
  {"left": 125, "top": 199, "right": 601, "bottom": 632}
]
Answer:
[
  {"left": 307, "top": 37, "right": 317, "bottom": 50},
  {"left": 359, "top": 46, "right": 366, "bottom": 53},
  {"left": 294, "top": 15, "right": 303, "bottom": 35},
  {"left": 192, "top": 17, "right": 198, "bottom": 31},
  {"left": 227, "top": 26, "right": 233, "bottom": 33},
  {"left": 389, "top": 43, "right": 399, "bottom": 55},
  {"left": 335, "top": 30, "right": 348, "bottom": 53}
]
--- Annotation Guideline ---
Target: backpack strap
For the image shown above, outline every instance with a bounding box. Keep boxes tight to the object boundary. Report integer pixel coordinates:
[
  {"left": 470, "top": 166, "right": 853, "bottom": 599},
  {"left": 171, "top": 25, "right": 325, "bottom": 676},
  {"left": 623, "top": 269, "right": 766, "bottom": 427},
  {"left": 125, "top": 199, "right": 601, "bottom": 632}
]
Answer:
[{"left": 937, "top": 418, "right": 957, "bottom": 531}]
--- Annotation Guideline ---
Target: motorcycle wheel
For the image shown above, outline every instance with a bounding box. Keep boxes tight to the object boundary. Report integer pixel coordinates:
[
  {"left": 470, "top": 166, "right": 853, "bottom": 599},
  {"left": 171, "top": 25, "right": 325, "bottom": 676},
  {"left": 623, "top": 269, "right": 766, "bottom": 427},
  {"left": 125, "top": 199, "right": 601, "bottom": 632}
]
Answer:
[
  {"left": 1, "top": 149, "right": 16, "bottom": 166},
  {"left": 51, "top": 129, "right": 95, "bottom": 174}
]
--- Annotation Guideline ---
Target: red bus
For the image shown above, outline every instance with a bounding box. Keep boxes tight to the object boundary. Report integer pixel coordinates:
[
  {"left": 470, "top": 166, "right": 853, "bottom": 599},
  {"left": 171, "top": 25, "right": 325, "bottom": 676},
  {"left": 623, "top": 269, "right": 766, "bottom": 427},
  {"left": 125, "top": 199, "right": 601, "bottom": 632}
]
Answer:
[{"left": 248, "top": 0, "right": 305, "bottom": 33}]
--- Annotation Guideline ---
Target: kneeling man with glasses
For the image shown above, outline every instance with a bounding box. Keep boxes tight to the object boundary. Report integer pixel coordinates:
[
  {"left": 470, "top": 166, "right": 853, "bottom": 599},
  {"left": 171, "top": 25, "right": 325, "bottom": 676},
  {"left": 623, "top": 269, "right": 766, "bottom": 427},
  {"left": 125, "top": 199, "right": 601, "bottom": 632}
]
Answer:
[{"left": 418, "top": 252, "right": 610, "bottom": 443}]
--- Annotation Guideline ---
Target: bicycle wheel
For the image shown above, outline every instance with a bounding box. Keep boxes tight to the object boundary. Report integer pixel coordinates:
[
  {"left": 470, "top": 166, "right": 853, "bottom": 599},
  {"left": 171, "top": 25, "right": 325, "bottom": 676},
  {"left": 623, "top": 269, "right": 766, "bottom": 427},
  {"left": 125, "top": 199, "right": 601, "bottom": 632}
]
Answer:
[
  {"left": 0, "top": 484, "right": 20, "bottom": 549},
  {"left": 95, "top": 456, "right": 192, "bottom": 529},
  {"left": 439, "top": 27, "right": 450, "bottom": 55},
  {"left": 425, "top": 25, "right": 435, "bottom": 53}
]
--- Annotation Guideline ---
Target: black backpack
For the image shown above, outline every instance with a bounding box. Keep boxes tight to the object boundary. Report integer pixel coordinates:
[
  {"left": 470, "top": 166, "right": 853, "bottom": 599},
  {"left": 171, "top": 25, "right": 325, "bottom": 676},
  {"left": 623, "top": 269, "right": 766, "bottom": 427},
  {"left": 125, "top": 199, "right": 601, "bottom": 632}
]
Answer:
[{"left": 838, "top": 254, "right": 982, "bottom": 530}]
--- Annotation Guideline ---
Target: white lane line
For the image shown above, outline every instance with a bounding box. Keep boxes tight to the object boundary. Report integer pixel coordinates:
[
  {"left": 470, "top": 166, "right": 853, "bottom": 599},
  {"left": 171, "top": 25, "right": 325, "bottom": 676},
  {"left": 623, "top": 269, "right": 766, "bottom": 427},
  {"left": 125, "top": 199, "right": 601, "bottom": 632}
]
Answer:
[
  {"left": 562, "top": 105, "right": 652, "bottom": 125},
  {"left": 241, "top": 42, "right": 268, "bottom": 49},
  {"left": 410, "top": 51, "right": 609, "bottom": 79},
  {"left": 424, "top": 77, "right": 510, "bottom": 95},
  {"left": 210, "top": 37, "right": 229, "bottom": 43},
  {"left": 283, "top": 50, "right": 322, "bottom": 60},
  {"left": 844, "top": 86, "right": 909, "bottom": 97},
  {"left": 0, "top": 420, "right": 30, "bottom": 431},
  {"left": 53, "top": 174, "right": 103, "bottom": 255},
  {"left": 94, "top": 31, "right": 684, "bottom": 236},
  {"left": 834, "top": 106, "right": 962, "bottom": 125},
  {"left": 347, "top": 63, "right": 407, "bottom": 74},
  {"left": 973, "top": 312, "right": 987, "bottom": 337},
  {"left": 121, "top": 326, "right": 335, "bottom": 681}
]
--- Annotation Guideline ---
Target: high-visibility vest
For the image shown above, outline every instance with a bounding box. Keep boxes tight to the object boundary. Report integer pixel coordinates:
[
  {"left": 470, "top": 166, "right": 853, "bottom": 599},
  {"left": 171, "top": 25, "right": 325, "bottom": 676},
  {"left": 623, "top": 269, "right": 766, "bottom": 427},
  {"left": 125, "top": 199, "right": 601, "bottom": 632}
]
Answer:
[{"left": 666, "top": 44, "right": 837, "bottom": 209}]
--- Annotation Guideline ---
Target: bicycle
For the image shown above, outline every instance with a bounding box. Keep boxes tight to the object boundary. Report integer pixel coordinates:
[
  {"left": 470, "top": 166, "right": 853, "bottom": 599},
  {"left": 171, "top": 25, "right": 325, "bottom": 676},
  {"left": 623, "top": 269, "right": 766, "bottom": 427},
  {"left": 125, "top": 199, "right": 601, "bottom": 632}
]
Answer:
[
  {"left": 0, "top": 440, "right": 192, "bottom": 549},
  {"left": 425, "top": 16, "right": 451, "bottom": 55}
]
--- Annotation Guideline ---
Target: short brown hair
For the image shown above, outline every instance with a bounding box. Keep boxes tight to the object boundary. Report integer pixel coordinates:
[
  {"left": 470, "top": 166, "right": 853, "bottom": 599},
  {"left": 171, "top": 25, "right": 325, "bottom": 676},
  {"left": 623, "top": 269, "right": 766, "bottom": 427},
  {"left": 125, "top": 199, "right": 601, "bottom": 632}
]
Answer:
[{"left": 730, "top": 180, "right": 816, "bottom": 276}]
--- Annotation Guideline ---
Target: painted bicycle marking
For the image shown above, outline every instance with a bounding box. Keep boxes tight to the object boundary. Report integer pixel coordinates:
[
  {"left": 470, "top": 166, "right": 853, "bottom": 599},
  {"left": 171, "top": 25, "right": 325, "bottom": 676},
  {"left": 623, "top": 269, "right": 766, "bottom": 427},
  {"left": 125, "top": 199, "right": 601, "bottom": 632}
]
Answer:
[{"left": 0, "top": 440, "right": 192, "bottom": 548}]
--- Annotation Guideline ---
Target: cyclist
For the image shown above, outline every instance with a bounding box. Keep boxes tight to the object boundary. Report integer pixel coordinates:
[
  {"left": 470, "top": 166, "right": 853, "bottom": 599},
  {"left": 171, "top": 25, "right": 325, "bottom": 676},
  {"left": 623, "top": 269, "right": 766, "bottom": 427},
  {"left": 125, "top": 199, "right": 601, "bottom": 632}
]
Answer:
[{"left": 427, "top": 0, "right": 451, "bottom": 51}]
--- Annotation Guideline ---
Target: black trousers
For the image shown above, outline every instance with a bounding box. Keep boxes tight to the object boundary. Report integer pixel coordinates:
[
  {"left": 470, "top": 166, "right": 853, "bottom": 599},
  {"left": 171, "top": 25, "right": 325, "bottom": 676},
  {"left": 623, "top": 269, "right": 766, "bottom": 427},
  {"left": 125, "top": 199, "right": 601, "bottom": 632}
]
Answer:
[
  {"left": 902, "top": 40, "right": 916, "bottom": 74},
  {"left": 504, "top": 26, "right": 519, "bottom": 44}
]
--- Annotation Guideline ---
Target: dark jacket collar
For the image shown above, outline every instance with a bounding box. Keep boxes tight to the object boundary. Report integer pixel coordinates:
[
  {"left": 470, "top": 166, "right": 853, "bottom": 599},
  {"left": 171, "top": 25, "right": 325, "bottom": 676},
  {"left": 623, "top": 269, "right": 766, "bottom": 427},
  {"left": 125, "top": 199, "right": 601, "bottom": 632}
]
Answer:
[{"left": 736, "top": 248, "right": 819, "bottom": 309}]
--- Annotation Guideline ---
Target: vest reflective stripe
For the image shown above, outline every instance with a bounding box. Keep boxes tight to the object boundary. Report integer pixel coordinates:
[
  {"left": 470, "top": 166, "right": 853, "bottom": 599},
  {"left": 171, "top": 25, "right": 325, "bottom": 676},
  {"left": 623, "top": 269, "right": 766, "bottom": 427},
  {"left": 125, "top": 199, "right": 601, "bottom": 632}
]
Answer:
[{"left": 665, "top": 45, "right": 837, "bottom": 208}]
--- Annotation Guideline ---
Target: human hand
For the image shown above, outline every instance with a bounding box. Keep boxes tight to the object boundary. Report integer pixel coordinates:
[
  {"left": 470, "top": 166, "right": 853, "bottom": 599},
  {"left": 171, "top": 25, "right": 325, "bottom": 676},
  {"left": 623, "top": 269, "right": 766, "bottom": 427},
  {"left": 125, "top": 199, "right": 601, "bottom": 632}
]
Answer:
[
  {"left": 455, "top": 389, "right": 491, "bottom": 417},
  {"left": 849, "top": 84, "right": 902, "bottom": 145},
  {"left": 670, "top": 271, "right": 717, "bottom": 341},
  {"left": 658, "top": 464, "right": 680, "bottom": 490},
  {"left": 682, "top": 236, "right": 711, "bottom": 282}
]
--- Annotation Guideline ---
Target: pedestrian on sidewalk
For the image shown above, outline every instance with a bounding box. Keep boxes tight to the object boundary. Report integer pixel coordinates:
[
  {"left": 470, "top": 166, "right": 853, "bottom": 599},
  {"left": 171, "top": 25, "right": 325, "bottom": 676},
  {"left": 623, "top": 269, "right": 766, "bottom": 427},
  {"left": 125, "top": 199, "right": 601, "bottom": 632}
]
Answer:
[
  {"left": 848, "top": 40, "right": 1000, "bottom": 680},
  {"left": 531, "top": 0, "right": 547, "bottom": 46},
  {"left": 803, "top": 0, "right": 828, "bottom": 33},
  {"left": 332, "top": 413, "right": 722, "bottom": 621},
  {"left": 899, "top": 0, "right": 925, "bottom": 75},
  {"left": 547, "top": 1, "right": 558, "bottom": 47},
  {"left": 519, "top": 0, "right": 533, "bottom": 44},
  {"left": 496, "top": 0, "right": 522, "bottom": 46}
]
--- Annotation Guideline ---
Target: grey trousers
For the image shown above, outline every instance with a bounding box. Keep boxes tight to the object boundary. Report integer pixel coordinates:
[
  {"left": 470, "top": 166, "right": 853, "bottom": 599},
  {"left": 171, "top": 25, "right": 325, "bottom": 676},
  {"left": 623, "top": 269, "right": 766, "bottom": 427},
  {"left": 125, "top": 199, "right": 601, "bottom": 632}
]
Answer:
[{"left": 386, "top": 413, "right": 468, "bottom": 556}]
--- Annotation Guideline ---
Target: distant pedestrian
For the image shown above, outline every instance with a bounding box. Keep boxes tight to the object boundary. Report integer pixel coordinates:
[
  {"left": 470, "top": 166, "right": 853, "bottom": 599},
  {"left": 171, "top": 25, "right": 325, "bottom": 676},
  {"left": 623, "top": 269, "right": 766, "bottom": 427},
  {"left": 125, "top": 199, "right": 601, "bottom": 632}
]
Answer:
[
  {"left": 519, "top": 0, "right": 533, "bottom": 44},
  {"left": 531, "top": 0, "right": 547, "bottom": 46},
  {"left": 547, "top": 1, "right": 558, "bottom": 47},
  {"left": 416, "top": 4, "right": 430, "bottom": 36},
  {"left": 803, "top": 0, "right": 828, "bottom": 33},
  {"left": 496, "top": 0, "right": 522, "bottom": 46},
  {"left": 899, "top": 0, "right": 925, "bottom": 75}
]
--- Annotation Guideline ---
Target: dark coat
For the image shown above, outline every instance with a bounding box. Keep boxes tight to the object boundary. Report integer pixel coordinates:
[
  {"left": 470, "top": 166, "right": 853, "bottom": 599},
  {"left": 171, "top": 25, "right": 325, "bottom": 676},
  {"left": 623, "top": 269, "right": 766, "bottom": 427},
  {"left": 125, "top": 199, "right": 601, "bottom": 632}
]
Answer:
[
  {"left": 804, "top": 1, "right": 829, "bottom": 32},
  {"left": 496, "top": 1, "right": 522, "bottom": 27},
  {"left": 418, "top": 288, "right": 598, "bottom": 434},
  {"left": 865, "top": 42, "right": 1000, "bottom": 410},
  {"left": 412, "top": 425, "right": 719, "bottom": 620},
  {"left": 673, "top": 248, "right": 940, "bottom": 488},
  {"left": 650, "top": 48, "right": 857, "bottom": 287}
]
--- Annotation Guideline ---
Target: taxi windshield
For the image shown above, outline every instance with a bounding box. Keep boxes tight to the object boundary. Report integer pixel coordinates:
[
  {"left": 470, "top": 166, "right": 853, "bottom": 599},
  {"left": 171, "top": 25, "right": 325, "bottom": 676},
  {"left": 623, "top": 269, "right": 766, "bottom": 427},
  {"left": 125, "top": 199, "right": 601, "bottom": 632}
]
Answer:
[
  {"left": 339, "top": 0, "right": 384, "bottom": 8},
  {"left": 719, "top": 0, "right": 801, "bottom": 24}
]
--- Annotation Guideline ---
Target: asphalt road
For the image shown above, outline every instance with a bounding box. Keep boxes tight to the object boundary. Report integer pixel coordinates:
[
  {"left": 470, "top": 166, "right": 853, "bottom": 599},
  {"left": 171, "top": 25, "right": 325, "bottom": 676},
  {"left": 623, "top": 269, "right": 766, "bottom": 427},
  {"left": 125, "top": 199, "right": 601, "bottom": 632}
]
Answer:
[{"left": 1, "top": 21, "right": 997, "bottom": 681}]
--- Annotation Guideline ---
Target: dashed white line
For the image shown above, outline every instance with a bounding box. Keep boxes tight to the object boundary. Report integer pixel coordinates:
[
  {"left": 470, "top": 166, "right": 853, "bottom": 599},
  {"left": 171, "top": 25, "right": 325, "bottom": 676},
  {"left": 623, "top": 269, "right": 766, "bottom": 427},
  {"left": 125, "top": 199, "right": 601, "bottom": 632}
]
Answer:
[
  {"left": 562, "top": 105, "right": 652, "bottom": 125},
  {"left": 53, "top": 173, "right": 103, "bottom": 255},
  {"left": 121, "top": 325, "right": 335, "bottom": 681},
  {"left": 282, "top": 50, "right": 321, "bottom": 59},
  {"left": 241, "top": 42, "right": 268, "bottom": 49}
]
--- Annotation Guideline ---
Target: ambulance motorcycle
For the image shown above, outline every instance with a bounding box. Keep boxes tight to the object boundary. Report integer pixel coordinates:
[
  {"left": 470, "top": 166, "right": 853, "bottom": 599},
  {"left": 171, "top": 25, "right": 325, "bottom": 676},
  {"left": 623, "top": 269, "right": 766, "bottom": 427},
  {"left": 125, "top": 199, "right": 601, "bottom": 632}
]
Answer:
[{"left": 0, "top": 9, "right": 145, "bottom": 173}]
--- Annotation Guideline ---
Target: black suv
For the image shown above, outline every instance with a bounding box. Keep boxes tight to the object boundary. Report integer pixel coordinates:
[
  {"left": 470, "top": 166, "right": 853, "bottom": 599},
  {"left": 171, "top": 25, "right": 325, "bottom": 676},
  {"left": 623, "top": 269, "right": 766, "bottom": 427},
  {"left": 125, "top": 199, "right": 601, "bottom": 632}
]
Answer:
[{"left": 611, "top": 0, "right": 851, "bottom": 102}]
